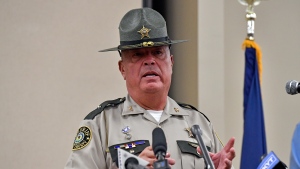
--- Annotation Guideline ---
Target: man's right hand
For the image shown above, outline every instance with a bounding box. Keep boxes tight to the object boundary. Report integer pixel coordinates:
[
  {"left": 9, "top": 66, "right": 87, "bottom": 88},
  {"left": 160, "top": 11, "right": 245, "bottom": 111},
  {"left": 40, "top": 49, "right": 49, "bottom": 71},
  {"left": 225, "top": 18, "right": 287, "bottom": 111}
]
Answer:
[{"left": 138, "top": 146, "right": 175, "bottom": 169}]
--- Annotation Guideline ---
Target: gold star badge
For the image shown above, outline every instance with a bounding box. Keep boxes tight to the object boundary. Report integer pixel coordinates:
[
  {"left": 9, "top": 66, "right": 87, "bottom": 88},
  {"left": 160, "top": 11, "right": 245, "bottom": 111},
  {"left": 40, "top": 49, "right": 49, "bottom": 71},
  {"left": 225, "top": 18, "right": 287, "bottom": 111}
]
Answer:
[{"left": 137, "top": 25, "right": 151, "bottom": 39}]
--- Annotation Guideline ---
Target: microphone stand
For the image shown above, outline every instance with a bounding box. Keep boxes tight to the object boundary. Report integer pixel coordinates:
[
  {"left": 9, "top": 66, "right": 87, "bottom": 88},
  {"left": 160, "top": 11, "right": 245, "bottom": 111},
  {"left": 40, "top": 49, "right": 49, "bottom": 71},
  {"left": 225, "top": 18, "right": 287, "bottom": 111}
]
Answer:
[{"left": 191, "top": 125, "right": 215, "bottom": 169}]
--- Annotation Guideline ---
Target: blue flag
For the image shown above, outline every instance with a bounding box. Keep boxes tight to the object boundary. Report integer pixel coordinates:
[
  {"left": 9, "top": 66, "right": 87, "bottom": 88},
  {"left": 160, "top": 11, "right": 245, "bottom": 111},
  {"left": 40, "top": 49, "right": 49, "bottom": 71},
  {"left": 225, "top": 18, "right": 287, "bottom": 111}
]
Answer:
[
  {"left": 290, "top": 122, "right": 300, "bottom": 169},
  {"left": 240, "top": 40, "right": 267, "bottom": 169}
]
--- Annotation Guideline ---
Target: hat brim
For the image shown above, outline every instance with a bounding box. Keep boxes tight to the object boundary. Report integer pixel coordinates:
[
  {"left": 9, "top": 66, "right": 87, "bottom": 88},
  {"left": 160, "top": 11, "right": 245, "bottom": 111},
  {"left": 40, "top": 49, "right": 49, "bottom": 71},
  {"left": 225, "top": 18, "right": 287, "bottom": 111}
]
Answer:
[{"left": 99, "top": 40, "right": 187, "bottom": 52}]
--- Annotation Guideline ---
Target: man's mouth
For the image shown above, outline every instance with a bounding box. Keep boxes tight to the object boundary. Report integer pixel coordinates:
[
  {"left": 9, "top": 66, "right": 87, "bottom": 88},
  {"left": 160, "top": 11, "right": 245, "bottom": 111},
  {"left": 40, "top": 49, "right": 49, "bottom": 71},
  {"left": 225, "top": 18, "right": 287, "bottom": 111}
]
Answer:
[
  {"left": 142, "top": 72, "right": 159, "bottom": 77},
  {"left": 144, "top": 74, "right": 157, "bottom": 77}
]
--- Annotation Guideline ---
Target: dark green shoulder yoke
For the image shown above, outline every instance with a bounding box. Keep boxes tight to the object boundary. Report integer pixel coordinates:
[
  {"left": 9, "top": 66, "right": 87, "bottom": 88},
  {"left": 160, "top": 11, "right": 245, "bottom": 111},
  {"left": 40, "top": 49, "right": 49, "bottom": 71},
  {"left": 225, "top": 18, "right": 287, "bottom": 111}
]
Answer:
[
  {"left": 84, "top": 97, "right": 126, "bottom": 120},
  {"left": 177, "top": 102, "right": 210, "bottom": 122}
]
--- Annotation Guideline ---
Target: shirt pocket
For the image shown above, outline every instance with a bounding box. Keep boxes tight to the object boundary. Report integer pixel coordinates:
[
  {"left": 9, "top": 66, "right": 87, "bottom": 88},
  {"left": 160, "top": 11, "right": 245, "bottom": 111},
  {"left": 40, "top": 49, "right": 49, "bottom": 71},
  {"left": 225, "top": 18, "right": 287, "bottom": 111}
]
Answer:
[
  {"left": 108, "top": 140, "right": 150, "bottom": 166},
  {"left": 177, "top": 140, "right": 211, "bottom": 169}
]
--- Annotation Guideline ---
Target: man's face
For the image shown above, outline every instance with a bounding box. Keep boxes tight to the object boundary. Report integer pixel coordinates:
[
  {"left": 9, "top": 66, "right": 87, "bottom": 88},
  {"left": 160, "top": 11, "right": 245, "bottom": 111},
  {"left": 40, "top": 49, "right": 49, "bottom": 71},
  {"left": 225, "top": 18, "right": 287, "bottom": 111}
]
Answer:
[{"left": 118, "top": 46, "right": 174, "bottom": 95}]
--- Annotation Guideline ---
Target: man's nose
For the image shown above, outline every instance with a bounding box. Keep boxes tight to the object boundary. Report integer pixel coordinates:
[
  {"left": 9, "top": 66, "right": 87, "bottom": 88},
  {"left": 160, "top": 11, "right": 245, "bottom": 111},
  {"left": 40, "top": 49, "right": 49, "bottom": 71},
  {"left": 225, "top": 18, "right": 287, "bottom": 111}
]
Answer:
[{"left": 143, "top": 54, "right": 156, "bottom": 65}]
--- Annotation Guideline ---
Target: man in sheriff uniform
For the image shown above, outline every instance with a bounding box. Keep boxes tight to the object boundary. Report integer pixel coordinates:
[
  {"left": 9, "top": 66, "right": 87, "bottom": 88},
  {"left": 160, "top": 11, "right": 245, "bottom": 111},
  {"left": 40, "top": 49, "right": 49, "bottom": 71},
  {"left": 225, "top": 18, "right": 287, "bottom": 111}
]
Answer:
[{"left": 65, "top": 8, "right": 235, "bottom": 169}]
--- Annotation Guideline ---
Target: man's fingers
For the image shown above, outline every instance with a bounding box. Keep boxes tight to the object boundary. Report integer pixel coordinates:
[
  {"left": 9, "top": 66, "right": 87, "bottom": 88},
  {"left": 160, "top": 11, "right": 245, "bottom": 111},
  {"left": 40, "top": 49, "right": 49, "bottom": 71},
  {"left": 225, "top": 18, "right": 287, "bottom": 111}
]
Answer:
[
  {"left": 147, "top": 146, "right": 153, "bottom": 151},
  {"left": 144, "top": 146, "right": 155, "bottom": 157},
  {"left": 228, "top": 147, "right": 236, "bottom": 160},
  {"left": 225, "top": 159, "right": 232, "bottom": 169},
  {"left": 196, "top": 147, "right": 203, "bottom": 155},
  {"left": 223, "top": 137, "right": 235, "bottom": 151},
  {"left": 209, "top": 152, "right": 219, "bottom": 161},
  {"left": 139, "top": 146, "right": 157, "bottom": 166},
  {"left": 166, "top": 158, "right": 176, "bottom": 165}
]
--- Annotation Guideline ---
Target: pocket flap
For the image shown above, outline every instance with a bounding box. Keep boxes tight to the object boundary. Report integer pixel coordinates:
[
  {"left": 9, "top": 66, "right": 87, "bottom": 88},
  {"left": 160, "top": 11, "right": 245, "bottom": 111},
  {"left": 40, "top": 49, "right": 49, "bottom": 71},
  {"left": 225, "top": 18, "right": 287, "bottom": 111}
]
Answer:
[
  {"left": 176, "top": 140, "right": 211, "bottom": 158},
  {"left": 109, "top": 140, "right": 150, "bottom": 163}
]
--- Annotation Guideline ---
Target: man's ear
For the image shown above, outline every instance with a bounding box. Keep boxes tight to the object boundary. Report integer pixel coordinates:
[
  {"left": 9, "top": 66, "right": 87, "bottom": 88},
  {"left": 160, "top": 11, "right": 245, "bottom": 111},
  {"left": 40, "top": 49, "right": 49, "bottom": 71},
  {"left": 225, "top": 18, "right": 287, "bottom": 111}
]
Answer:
[
  {"left": 170, "top": 55, "right": 174, "bottom": 67},
  {"left": 118, "top": 60, "right": 126, "bottom": 80}
]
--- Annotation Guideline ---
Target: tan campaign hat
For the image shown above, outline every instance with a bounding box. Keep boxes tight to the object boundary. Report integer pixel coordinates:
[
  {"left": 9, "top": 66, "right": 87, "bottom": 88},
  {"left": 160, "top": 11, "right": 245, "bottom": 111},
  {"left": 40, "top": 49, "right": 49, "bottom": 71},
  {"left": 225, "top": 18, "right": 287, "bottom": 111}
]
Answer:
[{"left": 99, "top": 8, "right": 186, "bottom": 52}]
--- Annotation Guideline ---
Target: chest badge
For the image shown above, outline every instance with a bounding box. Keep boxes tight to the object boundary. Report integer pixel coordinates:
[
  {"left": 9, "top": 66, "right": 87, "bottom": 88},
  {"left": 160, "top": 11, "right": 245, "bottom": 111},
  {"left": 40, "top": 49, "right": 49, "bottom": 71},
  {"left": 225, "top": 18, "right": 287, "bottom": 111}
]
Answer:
[
  {"left": 122, "top": 126, "right": 132, "bottom": 140},
  {"left": 185, "top": 127, "right": 194, "bottom": 138}
]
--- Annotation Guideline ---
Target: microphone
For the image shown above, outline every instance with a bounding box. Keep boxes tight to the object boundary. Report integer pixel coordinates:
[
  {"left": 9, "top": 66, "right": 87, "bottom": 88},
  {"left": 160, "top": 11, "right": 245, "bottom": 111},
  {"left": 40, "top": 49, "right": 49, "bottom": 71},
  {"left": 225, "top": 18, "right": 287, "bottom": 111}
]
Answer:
[
  {"left": 117, "top": 148, "right": 149, "bottom": 169},
  {"left": 286, "top": 80, "right": 300, "bottom": 95},
  {"left": 152, "top": 127, "right": 167, "bottom": 160},
  {"left": 152, "top": 127, "right": 170, "bottom": 169},
  {"left": 191, "top": 125, "right": 215, "bottom": 169},
  {"left": 257, "top": 151, "right": 288, "bottom": 169},
  {"left": 125, "top": 157, "right": 147, "bottom": 169}
]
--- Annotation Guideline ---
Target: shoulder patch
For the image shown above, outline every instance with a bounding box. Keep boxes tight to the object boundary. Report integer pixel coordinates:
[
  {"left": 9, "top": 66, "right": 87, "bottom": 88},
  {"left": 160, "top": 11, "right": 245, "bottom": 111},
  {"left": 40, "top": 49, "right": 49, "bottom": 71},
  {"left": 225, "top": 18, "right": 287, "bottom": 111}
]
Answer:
[
  {"left": 73, "top": 126, "right": 92, "bottom": 151},
  {"left": 84, "top": 97, "right": 126, "bottom": 120},
  {"left": 177, "top": 102, "right": 210, "bottom": 122}
]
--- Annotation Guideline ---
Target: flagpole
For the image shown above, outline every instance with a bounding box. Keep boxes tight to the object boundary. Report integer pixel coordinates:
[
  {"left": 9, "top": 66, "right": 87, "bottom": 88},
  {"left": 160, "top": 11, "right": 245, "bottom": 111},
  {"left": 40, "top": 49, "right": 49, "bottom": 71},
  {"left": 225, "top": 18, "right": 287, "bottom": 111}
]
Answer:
[{"left": 239, "top": 1, "right": 268, "bottom": 169}]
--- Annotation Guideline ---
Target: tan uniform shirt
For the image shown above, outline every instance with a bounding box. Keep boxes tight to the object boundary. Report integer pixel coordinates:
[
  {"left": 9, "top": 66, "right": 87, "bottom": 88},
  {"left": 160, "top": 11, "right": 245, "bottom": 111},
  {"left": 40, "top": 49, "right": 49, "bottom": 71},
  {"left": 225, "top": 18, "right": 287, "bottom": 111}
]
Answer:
[{"left": 65, "top": 95, "right": 223, "bottom": 169}]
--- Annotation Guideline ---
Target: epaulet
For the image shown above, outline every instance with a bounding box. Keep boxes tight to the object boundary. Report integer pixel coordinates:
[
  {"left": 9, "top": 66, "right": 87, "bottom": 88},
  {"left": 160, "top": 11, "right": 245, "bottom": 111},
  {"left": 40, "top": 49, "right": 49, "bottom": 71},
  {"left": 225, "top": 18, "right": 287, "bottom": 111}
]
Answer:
[
  {"left": 177, "top": 102, "right": 210, "bottom": 122},
  {"left": 84, "top": 97, "right": 126, "bottom": 120}
]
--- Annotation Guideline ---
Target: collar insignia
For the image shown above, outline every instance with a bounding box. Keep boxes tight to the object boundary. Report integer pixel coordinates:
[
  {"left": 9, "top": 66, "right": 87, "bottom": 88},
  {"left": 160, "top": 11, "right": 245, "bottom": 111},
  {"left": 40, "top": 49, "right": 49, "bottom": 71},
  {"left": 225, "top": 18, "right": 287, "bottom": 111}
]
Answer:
[{"left": 137, "top": 25, "right": 151, "bottom": 39}]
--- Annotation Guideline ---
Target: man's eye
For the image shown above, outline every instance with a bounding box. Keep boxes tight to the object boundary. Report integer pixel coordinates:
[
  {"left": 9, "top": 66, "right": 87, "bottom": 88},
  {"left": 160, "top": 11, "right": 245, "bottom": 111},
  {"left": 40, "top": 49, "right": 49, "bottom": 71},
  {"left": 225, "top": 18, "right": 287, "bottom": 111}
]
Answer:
[
  {"left": 133, "top": 53, "right": 142, "bottom": 57},
  {"left": 131, "top": 53, "right": 143, "bottom": 62},
  {"left": 154, "top": 51, "right": 163, "bottom": 55}
]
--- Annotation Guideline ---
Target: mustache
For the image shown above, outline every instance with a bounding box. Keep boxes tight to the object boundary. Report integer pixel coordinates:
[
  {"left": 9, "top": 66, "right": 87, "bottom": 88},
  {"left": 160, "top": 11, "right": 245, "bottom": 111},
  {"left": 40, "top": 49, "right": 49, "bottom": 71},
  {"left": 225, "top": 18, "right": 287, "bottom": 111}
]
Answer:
[{"left": 140, "top": 67, "right": 161, "bottom": 77}]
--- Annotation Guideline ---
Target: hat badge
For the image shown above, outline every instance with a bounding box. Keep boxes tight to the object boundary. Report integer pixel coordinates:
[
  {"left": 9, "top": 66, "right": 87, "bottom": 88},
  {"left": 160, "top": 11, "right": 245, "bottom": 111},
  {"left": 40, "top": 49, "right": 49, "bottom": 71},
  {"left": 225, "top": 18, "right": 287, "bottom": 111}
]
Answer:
[{"left": 137, "top": 25, "right": 151, "bottom": 39}]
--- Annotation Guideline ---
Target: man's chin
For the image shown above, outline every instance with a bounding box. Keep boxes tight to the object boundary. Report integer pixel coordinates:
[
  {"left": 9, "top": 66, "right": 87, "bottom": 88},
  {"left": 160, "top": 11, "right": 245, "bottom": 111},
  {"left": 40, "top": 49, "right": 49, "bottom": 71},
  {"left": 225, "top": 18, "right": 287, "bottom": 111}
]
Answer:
[{"left": 141, "top": 83, "right": 163, "bottom": 93}]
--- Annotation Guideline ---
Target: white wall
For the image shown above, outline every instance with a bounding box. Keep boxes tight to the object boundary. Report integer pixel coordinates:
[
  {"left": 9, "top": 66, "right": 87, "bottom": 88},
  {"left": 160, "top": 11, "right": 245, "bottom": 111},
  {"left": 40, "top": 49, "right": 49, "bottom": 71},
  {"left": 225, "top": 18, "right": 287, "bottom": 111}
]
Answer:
[
  {"left": 0, "top": 1, "right": 140, "bottom": 169},
  {"left": 198, "top": 0, "right": 226, "bottom": 143}
]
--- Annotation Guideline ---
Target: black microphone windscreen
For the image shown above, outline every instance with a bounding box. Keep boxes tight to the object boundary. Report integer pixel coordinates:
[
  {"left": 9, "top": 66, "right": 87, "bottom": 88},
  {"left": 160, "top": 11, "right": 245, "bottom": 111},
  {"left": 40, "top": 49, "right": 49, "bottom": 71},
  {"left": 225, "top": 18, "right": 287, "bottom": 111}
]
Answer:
[{"left": 152, "top": 127, "right": 167, "bottom": 155}]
